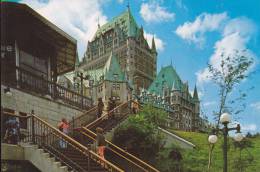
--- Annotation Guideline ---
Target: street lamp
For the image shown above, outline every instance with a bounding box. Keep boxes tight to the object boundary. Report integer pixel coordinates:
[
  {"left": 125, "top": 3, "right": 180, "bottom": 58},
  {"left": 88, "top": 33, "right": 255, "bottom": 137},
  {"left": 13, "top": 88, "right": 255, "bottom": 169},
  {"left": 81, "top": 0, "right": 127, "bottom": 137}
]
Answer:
[
  {"left": 74, "top": 72, "right": 90, "bottom": 108},
  {"left": 208, "top": 113, "right": 243, "bottom": 172}
]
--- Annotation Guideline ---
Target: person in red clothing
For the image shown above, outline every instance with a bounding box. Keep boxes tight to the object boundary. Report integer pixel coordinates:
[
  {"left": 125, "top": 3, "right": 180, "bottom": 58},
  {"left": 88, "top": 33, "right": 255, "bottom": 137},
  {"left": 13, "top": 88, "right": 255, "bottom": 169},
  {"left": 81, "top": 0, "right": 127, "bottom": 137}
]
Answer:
[
  {"left": 58, "top": 118, "right": 69, "bottom": 148},
  {"left": 96, "top": 127, "right": 106, "bottom": 160}
]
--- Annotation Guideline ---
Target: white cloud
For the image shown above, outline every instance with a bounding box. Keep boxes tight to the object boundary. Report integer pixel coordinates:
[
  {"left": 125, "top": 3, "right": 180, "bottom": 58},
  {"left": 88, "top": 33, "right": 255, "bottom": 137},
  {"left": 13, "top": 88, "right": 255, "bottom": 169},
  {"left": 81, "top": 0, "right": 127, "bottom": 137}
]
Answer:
[
  {"left": 203, "top": 101, "right": 216, "bottom": 107},
  {"left": 140, "top": 2, "right": 175, "bottom": 23},
  {"left": 196, "top": 16, "right": 257, "bottom": 86},
  {"left": 223, "top": 17, "right": 256, "bottom": 37},
  {"left": 250, "top": 101, "right": 260, "bottom": 111},
  {"left": 144, "top": 31, "right": 165, "bottom": 51},
  {"left": 21, "top": 0, "right": 107, "bottom": 59},
  {"left": 242, "top": 124, "right": 257, "bottom": 132},
  {"left": 196, "top": 68, "right": 212, "bottom": 85},
  {"left": 175, "top": 12, "right": 228, "bottom": 46},
  {"left": 198, "top": 91, "right": 204, "bottom": 99},
  {"left": 117, "top": 0, "right": 124, "bottom": 4}
]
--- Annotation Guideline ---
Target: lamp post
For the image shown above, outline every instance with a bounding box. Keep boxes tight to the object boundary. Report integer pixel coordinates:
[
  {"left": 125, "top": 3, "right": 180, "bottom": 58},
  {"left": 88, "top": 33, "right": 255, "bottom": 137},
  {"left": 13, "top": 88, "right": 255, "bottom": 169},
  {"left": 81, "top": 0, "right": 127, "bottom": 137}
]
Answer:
[
  {"left": 208, "top": 113, "right": 243, "bottom": 172},
  {"left": 74, "top": 72, "right": 89, "bottom": 108}
]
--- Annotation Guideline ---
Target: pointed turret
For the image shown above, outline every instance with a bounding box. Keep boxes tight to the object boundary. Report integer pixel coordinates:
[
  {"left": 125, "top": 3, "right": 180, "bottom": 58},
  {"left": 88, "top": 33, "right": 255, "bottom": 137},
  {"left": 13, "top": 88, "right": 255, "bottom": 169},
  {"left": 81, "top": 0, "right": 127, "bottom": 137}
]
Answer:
[
  {"left": 103, "top": 52, "right": 126, "bottom": 82},
  {"left": 140, "top": 25, "right": 144, "bottom": 36},
  {"left": 151, "top": 36, "right": 156, "bottom": 52},
  {"left": 193, "top": 85, "right": 199, "bottom": 101},
  {"left": 75, "top": 51, "right": 80, "bottom": 68}
]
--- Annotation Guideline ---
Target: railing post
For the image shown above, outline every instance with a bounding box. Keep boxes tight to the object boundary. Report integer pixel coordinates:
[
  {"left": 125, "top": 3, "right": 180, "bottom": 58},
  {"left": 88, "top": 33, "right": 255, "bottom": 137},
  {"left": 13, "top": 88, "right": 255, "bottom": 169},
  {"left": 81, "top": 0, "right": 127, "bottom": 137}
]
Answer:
[
  {"left": 87, "top": 144, "right": 91, "bottom": 172},
  {"left": 31, "top": 110, "right": 35, "bottom": 144},
  {"left": 72, "top": 116, "right": 75, "bottom": 136},
  {"left": 52, "top": 83, "right": 57, "bottom": 100}
]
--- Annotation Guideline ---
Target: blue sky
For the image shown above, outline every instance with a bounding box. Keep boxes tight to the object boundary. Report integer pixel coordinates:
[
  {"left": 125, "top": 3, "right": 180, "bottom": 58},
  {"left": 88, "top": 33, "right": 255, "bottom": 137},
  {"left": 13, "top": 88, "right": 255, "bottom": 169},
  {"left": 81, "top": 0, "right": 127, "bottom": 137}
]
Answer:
[{"left": 15, "top": 0, "right": 260, "bottom": 133}]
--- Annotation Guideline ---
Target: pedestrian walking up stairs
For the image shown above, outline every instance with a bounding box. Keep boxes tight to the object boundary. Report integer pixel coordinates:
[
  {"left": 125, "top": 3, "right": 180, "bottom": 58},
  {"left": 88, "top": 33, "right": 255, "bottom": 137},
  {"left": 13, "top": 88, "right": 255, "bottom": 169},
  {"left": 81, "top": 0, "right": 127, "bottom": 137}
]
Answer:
[
  {"left": 69, "top": 105, "right": 98, "bottom": 129},
  {"left": 2, "top": 110, "right": 123, "bottom": 172},
  {"left": 73, "top": 101, "right": 160, "bottom": 172}
]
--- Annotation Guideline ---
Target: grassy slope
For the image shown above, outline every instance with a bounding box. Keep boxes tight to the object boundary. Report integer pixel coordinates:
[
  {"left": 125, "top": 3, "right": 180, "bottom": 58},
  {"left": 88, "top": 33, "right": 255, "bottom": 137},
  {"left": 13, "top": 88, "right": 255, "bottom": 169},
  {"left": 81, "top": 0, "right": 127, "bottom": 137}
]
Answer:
[{"left": 171, "top": 130, "right": 260, "bottom": 172}]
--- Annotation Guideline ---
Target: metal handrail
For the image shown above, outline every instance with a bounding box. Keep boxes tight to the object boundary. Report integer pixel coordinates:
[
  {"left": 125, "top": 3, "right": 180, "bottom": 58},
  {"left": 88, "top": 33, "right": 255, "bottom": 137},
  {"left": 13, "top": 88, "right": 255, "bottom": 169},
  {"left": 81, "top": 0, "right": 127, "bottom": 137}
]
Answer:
[
  {"left": 2, "top": 110, "right": 124, "bottom": 172},
  {"left": 81, "top": 127, "right": 160, "bottom": 172},
  {"left": 77, "top": 128, "right": 148, "bottom": 172},
  {"left": 69, "top": 105, "right": 98, "bottom": 129},
  {"left": 3, "top": 66, "right": 93, "bottom": 109},
  {"left": 78, "top": 100, "right": 160, "bottom": 172},
  {"left": 85, "top": 100, "right": 131, "bottom": 129}
]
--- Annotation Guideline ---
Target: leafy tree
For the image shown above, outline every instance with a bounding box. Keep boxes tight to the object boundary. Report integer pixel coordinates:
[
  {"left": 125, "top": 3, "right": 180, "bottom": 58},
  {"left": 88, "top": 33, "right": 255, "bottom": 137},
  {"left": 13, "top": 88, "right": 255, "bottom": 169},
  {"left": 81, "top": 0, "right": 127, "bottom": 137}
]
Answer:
[
  {"left": 232, "top": 138, "right": 254, "bottom": 172},
  {"left": 205, "top": 50, "right": 254, "bottom": 171},
  {"left": 156, "top": 144, "right": 183, "bottom": 172},
  {"left": 112, "top": 104, "right": 168, "bottom": 162}
]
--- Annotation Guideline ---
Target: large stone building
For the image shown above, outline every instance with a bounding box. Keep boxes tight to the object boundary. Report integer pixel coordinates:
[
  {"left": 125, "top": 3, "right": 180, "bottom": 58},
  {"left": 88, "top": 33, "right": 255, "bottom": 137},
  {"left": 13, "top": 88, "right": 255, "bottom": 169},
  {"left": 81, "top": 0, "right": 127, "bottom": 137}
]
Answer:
[
  {"left": 59, "top": 7, "right": 206, "bottom": 131},
  {"left": 140, "top": 65, "right": 201, "bottom": 131},
  {"left": 59, "top": 52, "right": 132, "bottom": 109},
  {"left": 80, "top": 8, "right": 157, "bottom": 93}
]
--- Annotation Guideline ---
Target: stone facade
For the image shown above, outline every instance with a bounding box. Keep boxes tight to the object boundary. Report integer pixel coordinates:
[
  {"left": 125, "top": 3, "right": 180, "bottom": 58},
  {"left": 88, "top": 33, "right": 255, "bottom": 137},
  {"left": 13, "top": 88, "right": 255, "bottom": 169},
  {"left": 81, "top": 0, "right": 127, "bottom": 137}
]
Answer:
[
  {"left": 80, "top": 9, "right": 157, "bottom": 93},
  {"left": 58, "top": 53, "right": 132, "bottom": 110},
  {"left": 144, "top": 65, "right": 201, "bottom": 131},
  {"left": 1, "top": 86, "right": 95, "bottom": 127}
]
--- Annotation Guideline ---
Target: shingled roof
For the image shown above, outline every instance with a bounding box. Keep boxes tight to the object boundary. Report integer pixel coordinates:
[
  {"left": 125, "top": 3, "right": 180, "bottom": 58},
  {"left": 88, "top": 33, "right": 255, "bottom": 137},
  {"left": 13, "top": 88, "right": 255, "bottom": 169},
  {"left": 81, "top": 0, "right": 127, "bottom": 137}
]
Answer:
[
  {"left": 148, "top": 65, "right": 183, "bottom": 95},
  {"left": 93, "top": 9, "right": 140, "bottom": 39},
  {"left": 63, "top": 52, "right": 126, "bottom": 86}
]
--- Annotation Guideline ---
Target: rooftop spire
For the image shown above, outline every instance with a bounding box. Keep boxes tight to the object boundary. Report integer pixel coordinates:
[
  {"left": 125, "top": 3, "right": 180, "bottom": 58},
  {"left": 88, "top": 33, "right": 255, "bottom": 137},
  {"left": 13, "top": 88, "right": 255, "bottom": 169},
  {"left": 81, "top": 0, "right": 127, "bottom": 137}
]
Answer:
[
  {"left": 97, "top": 16, "right": 100, "bottom": 28},
  {"left": 152, "top": 36, "right": 157, "bottom": 52},
  {"left": 193, "top": 84, "right": 199, "bottom": 101}
]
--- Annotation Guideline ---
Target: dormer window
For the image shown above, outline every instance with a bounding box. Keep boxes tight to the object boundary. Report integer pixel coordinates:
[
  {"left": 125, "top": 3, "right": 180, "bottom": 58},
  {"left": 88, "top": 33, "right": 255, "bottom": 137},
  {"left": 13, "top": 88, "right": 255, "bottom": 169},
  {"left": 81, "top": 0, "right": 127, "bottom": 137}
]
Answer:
[{"left": 113, "top": 74, "right": 118, "bottom": 80}]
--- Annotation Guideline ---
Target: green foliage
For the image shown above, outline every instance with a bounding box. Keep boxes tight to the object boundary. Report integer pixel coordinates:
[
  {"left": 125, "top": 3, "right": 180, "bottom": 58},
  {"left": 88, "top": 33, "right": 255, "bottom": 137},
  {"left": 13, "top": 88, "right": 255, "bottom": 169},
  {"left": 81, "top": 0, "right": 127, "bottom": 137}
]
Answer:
[
  {"left": 207, "top": 50, "right": 254, "bottom": 125},
  {"left": 112, "top": 105, "right": 167, "bottom": 161},
  {"left": 207, "top": 50, "right": 254, "bottom": 171},
  {"left": 156, "top": 144, "right": 183, "bottom": 172},
  {"left": 171, "top": 130, "right": 260, "bottom": 172}
]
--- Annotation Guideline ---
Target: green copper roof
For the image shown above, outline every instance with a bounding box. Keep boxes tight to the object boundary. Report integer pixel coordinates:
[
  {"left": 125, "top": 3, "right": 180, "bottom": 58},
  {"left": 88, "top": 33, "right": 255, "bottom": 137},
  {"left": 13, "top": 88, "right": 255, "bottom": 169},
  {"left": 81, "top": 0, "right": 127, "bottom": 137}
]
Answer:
[
  {"left": 94, "top": 9, "right": 140, "bottom": 39},
  {"left": 103, "top": 52, "right": 126, "bottom": 81},
  {"left": 148, "top": 65, "right": 184, "bottom": 95},
  {"left": 68, "top": 52, "right": 127, "bottom": 85}
]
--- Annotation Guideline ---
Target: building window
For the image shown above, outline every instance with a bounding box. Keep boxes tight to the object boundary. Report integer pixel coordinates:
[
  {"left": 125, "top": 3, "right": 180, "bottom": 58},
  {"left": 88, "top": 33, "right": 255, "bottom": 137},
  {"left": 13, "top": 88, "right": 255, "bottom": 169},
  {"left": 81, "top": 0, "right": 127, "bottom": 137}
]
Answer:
[
  {"left": 116, "top": 84, "right": 120, "bottom": 90},
  {"left": 112, "top": 84, "right": 116, "bottom": 90},
  {"left": 113, "top": 74, "right": 118, "bottom": 80}
]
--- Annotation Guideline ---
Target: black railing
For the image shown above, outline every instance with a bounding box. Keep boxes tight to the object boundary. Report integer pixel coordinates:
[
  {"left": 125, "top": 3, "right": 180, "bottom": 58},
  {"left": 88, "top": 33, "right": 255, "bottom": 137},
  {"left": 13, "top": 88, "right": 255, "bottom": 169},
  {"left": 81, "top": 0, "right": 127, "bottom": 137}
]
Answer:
[
  {"left": 1, "top": 110, "right": 124, "bottom": 172},
  {"left": 2, "top": 66, "right": 92, "bottom": 110}
]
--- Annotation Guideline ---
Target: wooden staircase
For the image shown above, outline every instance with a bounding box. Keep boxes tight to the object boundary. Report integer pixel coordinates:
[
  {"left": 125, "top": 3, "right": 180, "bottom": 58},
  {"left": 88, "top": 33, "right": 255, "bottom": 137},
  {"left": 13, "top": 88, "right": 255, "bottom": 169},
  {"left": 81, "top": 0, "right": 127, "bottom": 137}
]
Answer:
[
  {"left": 73, "top": 101, "right": 160, "bottom": 172},
  {"left": 2, "top": 110, "right": 123, "bottom": 172}
]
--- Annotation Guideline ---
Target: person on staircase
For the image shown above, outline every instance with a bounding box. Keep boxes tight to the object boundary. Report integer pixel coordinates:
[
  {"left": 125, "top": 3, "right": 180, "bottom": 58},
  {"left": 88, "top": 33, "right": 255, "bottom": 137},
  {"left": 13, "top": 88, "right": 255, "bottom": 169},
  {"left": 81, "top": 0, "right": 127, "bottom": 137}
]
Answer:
[
  {"left": 108, "top": 97, "right": 116, "bottom": 119},
  {"left": 97, "top": 98, "right": 104, "bottom": 118},
  {"left": 132, "top": 98, "right": 140, "bottom": 114},
  {"left": 57, "top": 118, "right": 69, "bottom": 148},
  {"left": 96, "top": 127, "right": 106, "bottom": 163}
]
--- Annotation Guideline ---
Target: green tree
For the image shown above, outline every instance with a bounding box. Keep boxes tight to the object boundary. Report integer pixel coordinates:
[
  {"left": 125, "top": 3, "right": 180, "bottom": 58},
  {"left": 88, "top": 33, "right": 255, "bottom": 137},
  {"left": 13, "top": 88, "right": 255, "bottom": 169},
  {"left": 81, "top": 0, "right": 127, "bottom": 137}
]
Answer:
[
  {"left": 112, "top": 104, "right": 168, "bottom": 162},
  {"left": 206, "top": 50, "right": 254, "bottom": 171},
  {"left": 232, "top": 138, "right": 254, "bottom": 172}
]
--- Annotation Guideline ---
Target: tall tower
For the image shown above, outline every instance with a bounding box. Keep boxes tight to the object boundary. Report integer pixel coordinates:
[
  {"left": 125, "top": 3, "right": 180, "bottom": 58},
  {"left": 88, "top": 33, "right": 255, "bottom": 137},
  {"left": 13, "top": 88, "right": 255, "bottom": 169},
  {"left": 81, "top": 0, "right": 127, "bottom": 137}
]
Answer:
[
  {"left": 80, "top": 8, "right": 157, "bottom": 93},
  {"left": 193, "top": 85, "right": 200, "bottom": 131}
]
